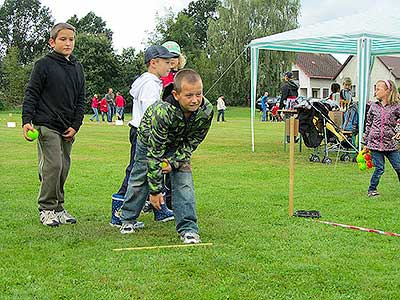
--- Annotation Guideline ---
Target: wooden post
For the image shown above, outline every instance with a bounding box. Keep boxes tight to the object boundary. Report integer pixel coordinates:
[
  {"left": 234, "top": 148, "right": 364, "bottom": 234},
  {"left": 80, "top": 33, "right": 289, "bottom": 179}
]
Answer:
[{"left": 289, "top": 117, "right": 295, "bottom": 217}]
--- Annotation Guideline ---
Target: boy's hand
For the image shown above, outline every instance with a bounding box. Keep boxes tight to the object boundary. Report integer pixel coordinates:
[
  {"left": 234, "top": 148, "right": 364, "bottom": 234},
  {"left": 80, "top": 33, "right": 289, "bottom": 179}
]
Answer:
[
  {"left": 62, "top": 127, "right": 76, "bottom": 142},
  {"left": 23, "top": 123, "right": 34, "bottom": 141},
  {"left": 149, "top": 193, "right": 163, "bottom": 211}
]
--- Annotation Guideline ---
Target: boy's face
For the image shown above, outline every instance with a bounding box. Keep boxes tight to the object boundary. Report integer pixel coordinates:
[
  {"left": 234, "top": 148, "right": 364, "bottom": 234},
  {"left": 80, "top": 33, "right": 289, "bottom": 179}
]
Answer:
[
  {"left": 173, "top": 79, "right": 203, "bottom": 114},
  {"left": 343, "top": 83, "right": 351, "bottom": 90},
  {"left": 151, "top": 58, "right": 171, "bottom": 77},
  {"left": 49, "top": 29, "right": 75, "bottom": 58}
]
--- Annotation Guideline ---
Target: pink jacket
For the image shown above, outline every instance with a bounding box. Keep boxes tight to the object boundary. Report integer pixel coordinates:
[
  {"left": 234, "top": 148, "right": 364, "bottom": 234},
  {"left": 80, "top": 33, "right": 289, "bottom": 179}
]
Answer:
[{"left": 364, "top": 101, "right": 400, "bottom": 151}]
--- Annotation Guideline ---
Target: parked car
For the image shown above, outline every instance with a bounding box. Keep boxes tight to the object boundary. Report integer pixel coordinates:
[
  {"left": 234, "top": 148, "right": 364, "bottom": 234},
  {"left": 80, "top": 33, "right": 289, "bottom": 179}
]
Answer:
[{"left": 256, "top": 96, "right": 281, "bottom": 111}]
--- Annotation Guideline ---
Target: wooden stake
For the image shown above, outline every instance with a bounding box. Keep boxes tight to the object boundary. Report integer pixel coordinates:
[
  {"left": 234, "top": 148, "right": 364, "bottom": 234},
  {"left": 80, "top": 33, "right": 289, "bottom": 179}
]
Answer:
[
  {"left": 113, "top": 242, "right": 213, "bottom": 252},
  {"left": 289, "top": 117, "right": 295, "bottom": 217}
]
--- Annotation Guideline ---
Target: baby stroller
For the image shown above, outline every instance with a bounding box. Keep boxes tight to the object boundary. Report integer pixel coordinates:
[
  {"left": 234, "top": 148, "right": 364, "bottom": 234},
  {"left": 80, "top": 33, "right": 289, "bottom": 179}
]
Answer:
[{"left": 295, "top": 98, "right": 358, "bottom": 164}]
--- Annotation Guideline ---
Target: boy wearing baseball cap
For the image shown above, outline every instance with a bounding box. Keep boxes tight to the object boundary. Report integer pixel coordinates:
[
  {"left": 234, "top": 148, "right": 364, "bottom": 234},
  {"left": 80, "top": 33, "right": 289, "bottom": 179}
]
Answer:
[{"left": 110, "top": 45, "right": 176, "bottom": 226}]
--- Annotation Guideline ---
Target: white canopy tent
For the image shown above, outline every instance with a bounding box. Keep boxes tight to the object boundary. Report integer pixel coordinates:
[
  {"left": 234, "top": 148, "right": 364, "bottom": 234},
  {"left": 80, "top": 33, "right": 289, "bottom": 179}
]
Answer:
[{"left": 249, "top": 9, "right": 400, "bottom": 151}]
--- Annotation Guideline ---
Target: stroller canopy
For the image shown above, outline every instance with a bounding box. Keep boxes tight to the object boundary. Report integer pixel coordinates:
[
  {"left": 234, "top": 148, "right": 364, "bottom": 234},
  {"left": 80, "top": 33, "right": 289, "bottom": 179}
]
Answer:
[{"left": 249, "top": 8, "right": 400, "bottom": 151}]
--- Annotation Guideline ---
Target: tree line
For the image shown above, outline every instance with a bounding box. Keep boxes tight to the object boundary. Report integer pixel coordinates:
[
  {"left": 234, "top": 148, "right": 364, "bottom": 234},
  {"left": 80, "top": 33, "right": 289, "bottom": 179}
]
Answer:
[{"left": 0, "top": 0, "right": 300, "bottom": 111}]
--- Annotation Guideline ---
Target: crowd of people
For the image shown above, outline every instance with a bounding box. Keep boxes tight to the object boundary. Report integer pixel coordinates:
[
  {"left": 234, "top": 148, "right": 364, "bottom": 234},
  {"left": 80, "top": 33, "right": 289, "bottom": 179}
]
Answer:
[{"left": 20, "top": 22, "right": 399, "bottom": 245}]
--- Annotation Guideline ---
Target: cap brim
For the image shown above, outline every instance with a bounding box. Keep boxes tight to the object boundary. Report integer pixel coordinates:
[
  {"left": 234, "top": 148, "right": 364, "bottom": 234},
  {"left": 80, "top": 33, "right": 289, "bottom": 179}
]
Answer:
[{"left": 159, "top": 53, "right": 177, "bottom": 59}]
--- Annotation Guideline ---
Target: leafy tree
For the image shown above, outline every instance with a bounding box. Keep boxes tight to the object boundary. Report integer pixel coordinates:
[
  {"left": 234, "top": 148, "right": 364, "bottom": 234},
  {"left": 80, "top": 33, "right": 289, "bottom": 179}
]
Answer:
[
  {"left": 116, "top": 47, "right": 147, "bottom": 111},
  {"left": 67, "top": 12, "right": 113, "bottom": 40},
  {"left": 0, "top": 46, "right": 32, "bottom": 108},
  {"left": 182, "top": 0, "right": 221, "bottom": 49},
  {"left": 0, "top": 0, "right": 54, "bottom": 64},
  {"left": 207, "top": 0, "right": 300, "bottom": 105},
  {"left": 72, "top": 33, "right": 120, "bottom": 112}
]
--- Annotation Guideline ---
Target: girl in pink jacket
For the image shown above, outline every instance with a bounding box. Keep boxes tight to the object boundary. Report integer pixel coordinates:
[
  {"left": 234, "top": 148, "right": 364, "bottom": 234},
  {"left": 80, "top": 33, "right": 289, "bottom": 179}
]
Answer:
[{"left": 364, "top": 79, "right": 400, "bottom": 197}]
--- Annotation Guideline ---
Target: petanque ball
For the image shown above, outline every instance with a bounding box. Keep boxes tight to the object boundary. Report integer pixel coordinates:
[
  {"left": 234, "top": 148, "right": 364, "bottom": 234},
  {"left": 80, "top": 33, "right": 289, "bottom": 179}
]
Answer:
[{"left": 27, "top": 129, "right": 39, "bottom": 140}]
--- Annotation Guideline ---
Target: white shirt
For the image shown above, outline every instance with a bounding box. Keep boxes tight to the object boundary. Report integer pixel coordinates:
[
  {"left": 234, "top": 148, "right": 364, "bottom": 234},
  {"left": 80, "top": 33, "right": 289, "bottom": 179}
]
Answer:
[{"left": 129, "top": 72, "right": 162, "bottom": 128}]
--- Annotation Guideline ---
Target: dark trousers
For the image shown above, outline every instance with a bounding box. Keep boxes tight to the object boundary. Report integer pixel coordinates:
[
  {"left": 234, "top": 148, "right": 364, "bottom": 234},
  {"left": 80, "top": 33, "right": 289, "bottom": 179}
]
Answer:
[
  {"left": 217, "top": 109, "right": 225, "bottom": 122},
  {"left": 368, "top": 150, "right": 400, "bottom": 192},
  {"left": 117, "top": 126, "right": 138, "bottom": 195}
]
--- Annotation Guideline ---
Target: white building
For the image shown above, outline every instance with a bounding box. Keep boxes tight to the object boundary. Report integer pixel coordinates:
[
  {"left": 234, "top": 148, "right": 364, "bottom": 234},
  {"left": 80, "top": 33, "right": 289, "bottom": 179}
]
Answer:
[
  {"left": 291, "top": 53, "right": 342, "bottom": 99},
  {"left": 333, "top": 55, "right": 400, "bottom": 101}
]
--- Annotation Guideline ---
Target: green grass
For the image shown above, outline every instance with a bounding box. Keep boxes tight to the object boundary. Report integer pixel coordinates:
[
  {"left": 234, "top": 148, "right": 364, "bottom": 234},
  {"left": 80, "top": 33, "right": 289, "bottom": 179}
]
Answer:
[{"left": 0, "top": 107, "right": 399, "bottom": 300}]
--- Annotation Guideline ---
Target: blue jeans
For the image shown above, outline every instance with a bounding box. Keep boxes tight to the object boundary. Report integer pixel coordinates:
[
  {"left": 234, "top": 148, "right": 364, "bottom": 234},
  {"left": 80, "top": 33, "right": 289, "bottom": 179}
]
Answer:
[
  {"left": 368, "top": 150, "right": 400, "bottom": 192},
  {"left": 116, "top": 107, "right": 124, "bottom": 121},
  {"left": 107, "top": 104, "right": 113, "bottom": 122},
  {"left": 217, "top": 109, "right": 225, "bottom": 122},
  {"left": 262, "top": 107, "right": 268, "bottom": 122},
  {"left": 120, "top": 141, "right": 198, "bottom": 234},
  {"left": 116, "top": 126, "right": 137, "bottom": 196},
  {"left": 90, "top": 107, "right": 99, "bottom": 122}
]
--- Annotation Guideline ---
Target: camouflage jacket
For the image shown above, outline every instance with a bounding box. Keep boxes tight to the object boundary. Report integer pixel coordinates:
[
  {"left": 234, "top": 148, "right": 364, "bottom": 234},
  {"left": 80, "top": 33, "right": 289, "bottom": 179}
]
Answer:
[{"left": 138, "top": 96, "right": 213, "bottom": 194}]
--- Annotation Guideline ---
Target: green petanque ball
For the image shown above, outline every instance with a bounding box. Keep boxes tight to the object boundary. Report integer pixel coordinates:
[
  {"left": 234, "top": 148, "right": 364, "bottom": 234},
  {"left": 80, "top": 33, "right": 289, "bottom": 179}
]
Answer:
[
  {"left": 27, "top": 129, "right": 39, "bottom": 140},
  {"left": 358, "top": 162, "right": 367, "bottom": 171}
]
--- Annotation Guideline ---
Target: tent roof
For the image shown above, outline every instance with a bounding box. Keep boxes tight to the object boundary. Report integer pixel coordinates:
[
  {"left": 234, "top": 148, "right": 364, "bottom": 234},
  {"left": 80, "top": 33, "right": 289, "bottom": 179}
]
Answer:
[{"left": 249, "top": 9, "right": 400, "bottom": 56}]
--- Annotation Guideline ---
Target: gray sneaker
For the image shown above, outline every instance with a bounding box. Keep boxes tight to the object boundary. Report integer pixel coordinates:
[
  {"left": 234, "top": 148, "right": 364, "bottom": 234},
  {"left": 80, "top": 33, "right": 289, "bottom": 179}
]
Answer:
[
  {"left": 120, "top": 221, "right": 145, "bottom": 234},
  {"left": 56, "top": 210, "right": 77, "bottom": 224},
  {"left": 180, "top": 231, "right": 201, "bottom": 244},
  {"left": 39, "top": 210, "right": 60, "bottom": 227},
  {"left": 368, "top": 190, "right": 380, "bottom": 197}
]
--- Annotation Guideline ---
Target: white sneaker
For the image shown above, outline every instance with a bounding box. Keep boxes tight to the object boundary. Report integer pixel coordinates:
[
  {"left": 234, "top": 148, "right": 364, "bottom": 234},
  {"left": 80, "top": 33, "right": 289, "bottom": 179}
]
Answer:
[
  {"left": 40, "top": 210, "right": 60, "bottom": 227},
  {"left": 120, "top": 221, "right": 145, "bottom": 234},
  {"left": 180, "top": 231, "right": 201, "bottom": 244},
  {"left": 56, "top": 210, "right": 77, "bottom": 224}
]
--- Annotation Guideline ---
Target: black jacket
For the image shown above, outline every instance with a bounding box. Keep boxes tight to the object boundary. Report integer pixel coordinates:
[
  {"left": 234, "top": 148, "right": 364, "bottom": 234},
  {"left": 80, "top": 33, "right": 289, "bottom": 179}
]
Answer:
[
  {"left": 280, "top": 80, "right": 299, "bottom": 109},
  {"left": 22, "top": 51, "right": 85, "bottom": 133}
]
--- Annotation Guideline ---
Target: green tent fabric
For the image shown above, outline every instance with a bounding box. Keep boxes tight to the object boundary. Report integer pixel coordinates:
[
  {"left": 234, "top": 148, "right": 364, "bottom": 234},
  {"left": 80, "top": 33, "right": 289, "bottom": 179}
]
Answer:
[{"left": 249, "top": 9, "right": 400, "bottom": 151}]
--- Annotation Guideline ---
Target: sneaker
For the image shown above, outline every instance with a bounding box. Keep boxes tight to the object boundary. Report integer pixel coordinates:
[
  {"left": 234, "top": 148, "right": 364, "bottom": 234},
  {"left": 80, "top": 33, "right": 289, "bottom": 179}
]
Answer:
[
  {"left": 153, "top": 203, "right": 174, "bottom": 222},
  {"left": 56, "top": 210, "right": 77, "bottom": 224},
  {"left": 180, "top": 231, "right": 201, "bottom": 244},
  {"left": 120, "top": 221, "right": 145, "bottom": 234},
  {"left": 39, "top": 210, "right": 60, "bottom": 227},
  {"left": 368, "top": 190, "right": 380, "bottom": 197},
  {"left": 142, "top": 200, "right": 153, "bottom": 214}
]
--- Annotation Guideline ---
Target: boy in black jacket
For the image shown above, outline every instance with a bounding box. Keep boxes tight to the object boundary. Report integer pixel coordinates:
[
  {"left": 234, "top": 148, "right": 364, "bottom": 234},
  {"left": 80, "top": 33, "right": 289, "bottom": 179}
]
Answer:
[{"left": 22, "top": 23, "right": 85, "bottom": 227}]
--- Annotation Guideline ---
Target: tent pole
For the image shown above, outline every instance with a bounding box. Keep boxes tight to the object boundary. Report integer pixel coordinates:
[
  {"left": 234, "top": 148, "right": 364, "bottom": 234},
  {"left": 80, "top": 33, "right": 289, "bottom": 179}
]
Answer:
[
  {"left": 356, "top": 37, "right": 371, "bottom": 151},
  {"left": 250, "top": 47, "right": 259, "bottom": 152}
]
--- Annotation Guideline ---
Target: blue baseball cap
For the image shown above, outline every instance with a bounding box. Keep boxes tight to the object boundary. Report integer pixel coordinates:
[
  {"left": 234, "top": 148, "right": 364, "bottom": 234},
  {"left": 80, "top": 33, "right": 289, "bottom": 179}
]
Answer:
[{"left": 144, "top": 45, "right": 176, "bottom": 64}]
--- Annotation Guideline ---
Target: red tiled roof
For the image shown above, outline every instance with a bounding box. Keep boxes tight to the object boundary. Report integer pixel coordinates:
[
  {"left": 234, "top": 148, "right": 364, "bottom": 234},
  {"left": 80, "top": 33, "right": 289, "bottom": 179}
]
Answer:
[
  {"left": 295, "top": 53, "right": 342, "bottom": 79},
  {"left": 378, "top": 56, "right": 400, "bottom": 79}
]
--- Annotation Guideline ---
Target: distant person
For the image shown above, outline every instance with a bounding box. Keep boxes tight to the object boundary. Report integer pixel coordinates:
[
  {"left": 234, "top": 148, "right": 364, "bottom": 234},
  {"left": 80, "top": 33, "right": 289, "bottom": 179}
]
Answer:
[
  {"left": 340, "top": 77, "right": 353, "bottom": 110},
  {"left": 110, "top": 45, "right": 176, "bottom": 227},
  {"left": 118, "top": 69, "right": 213, "bottom": 245},
  {"left": 280, "top": 71, "right": 299, "bottom": 111},
  {"left": 329, "top": 82, "right": 341, "bottom": 108},
  {"left": 364, "top": 79, "right": 400, "bottom": 197},
  {"left": 90, "top": 94, "right": 99, "bottom": 122},
  {"left": 261, "top": 92, "right": 269, "bottom": 122},
  {"left": 271, "top": 104, "right": 280, "bottom": 122},
  {"left": 105, "top": 88, "right": 115, "bottom": 122},
  {"left": 216, "top": 95, "right": 226, "bottom": 122},
  {"left": 115, "top": 92, "right": 125, "bottom": 121},
  {"left": 100, "top": 97, "right": 108, "bottom": 122},
  {"left": 21, "top": 22, "right": 85, "bottom": 226}
]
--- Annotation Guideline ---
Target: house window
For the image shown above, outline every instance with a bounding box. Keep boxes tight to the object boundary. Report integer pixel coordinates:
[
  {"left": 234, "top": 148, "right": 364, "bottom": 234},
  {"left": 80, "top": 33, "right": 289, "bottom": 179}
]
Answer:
[
  {"left": 323, "top": 88, "right": 329, "bottom": 98},
  {"left": 292, "top": 70, "right": 299, "bottom": 80},
  {"left": 312, "top": 89, "right": 319, "bottom": 98},
  {"left": 351, "top": 85, "right": 356, "bottom": 97}
]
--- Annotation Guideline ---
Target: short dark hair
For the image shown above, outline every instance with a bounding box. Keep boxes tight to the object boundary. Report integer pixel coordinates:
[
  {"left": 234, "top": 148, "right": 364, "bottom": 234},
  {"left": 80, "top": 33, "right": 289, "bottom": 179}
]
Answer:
[
  {"left": 173, "top": 69, "right": 202, "bottom": 93},
  {"left": 331, "top": 82, "right": 340, "bottom": 93},
  {"left": 50, "top": 23, "right": 75, "bottom": 40}
]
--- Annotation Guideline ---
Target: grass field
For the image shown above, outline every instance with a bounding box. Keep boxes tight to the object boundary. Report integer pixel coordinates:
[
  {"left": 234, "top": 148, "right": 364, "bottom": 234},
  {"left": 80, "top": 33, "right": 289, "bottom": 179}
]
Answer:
[{"left": 1, "top": 107, "right": 399, "bottom": 300}]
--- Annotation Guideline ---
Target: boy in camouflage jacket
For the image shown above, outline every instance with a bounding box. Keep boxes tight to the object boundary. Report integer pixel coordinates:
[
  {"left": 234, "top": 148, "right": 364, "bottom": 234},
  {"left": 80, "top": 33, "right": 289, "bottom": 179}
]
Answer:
[{"left": 119, "top": 69, "right": 213, "bottom": 244}]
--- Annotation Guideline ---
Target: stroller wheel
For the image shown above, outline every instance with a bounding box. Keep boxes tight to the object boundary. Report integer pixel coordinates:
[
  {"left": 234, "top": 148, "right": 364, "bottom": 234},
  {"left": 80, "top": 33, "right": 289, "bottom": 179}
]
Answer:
[
  {"left": 322, "top": 157, "right": 332, "bottom": 164},
  {"left": 339, "top": 154, "right": 345, "bottom": 161},
  {"left": 342, "top": 154, "right": 351, "bottom": 162},
  {"left": 309, "top": 154, "right": 320, "bottom": 162}
]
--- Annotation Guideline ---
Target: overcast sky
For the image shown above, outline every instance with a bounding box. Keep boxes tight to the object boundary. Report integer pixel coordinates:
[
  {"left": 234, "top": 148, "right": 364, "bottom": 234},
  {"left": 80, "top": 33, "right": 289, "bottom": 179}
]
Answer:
[{"left": 1, "top": 0, "right": 399, "bottom": 59}]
